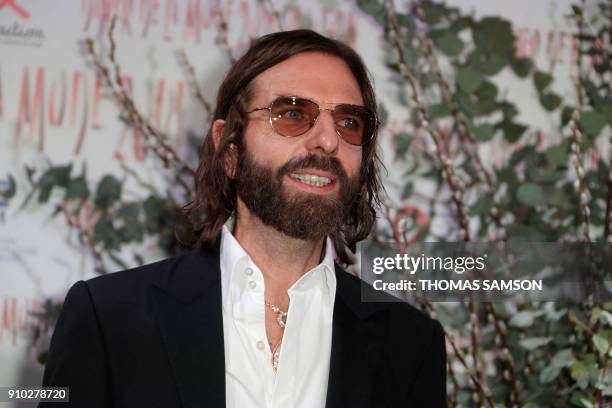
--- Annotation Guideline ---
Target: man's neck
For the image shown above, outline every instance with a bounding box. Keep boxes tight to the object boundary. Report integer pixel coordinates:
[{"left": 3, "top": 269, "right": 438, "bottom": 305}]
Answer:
[{"left": 232, "top": 200, "right": 326, "bottom": 297}]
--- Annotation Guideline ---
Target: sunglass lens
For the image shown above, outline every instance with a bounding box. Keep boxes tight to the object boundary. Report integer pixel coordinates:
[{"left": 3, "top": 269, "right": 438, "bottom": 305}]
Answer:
[
  {"left": 334, "top": 105, "right": 376, "bottom": 146},
  {"left": 270, "top": 97, "right": 318, "bottom": 137}
]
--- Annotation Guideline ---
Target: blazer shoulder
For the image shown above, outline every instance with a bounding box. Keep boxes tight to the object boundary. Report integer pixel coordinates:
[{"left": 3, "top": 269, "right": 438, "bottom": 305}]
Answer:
[
  {"left": 82, "top": 252, "right": 191, "bottom": 304},
  {"left": 80, "top": 247, "right": 220, "bottom": 307},
  {"left": 335, "top": 265, "right": 441, "bottom": 335}
]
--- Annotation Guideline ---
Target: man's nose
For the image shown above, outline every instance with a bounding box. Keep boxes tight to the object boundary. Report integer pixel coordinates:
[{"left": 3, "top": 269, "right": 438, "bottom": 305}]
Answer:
[{"left": 304, "top": 110, "right": 339, "bottom": 155}]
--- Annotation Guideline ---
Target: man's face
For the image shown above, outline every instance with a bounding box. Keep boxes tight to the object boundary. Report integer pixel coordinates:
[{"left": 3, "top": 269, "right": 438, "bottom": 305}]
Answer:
[{"left": 234, "top": 51, "right": 365, "bottom": 240}]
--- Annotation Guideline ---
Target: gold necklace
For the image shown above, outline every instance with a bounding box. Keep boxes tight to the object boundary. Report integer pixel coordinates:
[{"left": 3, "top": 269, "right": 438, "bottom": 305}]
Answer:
[{"left": 270, "top": 340, "right": 282, "bottom": 372}]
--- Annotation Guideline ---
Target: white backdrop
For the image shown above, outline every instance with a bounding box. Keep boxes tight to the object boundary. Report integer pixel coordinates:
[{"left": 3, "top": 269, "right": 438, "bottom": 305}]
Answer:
[{"left": 0, "top": 0, "right": 583, "bottom": 399}]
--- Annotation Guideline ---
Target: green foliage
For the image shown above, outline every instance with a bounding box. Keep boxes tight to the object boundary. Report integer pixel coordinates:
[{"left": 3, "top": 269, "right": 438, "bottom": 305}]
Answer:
[
  {"left": 22, "top": 163, "right": 182, "bottom": 270},
  {"left": 580, "top": 110, "right": 608, "bottom": 137},
  {"left": 357, "top": 0, "right": 612, "bottom": 406},
  {"left": 516, "top": 183, "right": 545, "bottom": 207},
  {"left": 457, "top": 66, "right": 482, "bottom": 94},
  {"left": 431, "top": 30, "right": 464, "bottom": 57},
  {"left": 94, "top": 175, "right": 122, "bottom": 210}
]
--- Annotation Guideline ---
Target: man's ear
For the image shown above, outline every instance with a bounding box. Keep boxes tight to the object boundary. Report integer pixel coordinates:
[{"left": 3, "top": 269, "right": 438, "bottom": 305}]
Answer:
[
  {"left": 211, "top": 119, "right": 237, "bottom": 178},
  {"left": 212, "top": 119, "right": 226, "bottom": 150}
]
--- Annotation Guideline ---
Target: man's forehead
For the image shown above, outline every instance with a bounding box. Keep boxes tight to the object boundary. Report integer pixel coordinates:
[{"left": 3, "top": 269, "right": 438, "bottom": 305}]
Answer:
[{"left": 248, "top": 52, "right": 364, "bottom": 105}]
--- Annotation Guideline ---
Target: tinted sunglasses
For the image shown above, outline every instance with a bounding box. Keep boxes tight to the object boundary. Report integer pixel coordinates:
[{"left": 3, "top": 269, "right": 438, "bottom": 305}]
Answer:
[{"left": 246, "top": 96, "right": 378, "bottom": 146}]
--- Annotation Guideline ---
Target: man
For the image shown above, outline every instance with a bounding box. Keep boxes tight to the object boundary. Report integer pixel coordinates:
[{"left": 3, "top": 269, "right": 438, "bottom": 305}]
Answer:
[{"left": 41, "top": 30, "right": 446, "bottom": 407}]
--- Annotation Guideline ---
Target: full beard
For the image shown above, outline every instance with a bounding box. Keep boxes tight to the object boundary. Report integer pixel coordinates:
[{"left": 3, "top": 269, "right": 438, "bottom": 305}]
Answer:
[{"left": 233, "top": 148, "right": 361, "bottom": 241}]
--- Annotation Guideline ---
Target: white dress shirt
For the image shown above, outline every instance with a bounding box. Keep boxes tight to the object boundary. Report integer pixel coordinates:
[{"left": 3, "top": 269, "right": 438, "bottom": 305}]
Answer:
[{"left": 220, "top": 224, "right": 337, "bottom": 408}]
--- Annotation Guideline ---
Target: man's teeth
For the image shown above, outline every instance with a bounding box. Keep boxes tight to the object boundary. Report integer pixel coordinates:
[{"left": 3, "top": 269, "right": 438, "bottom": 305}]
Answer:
[{"left": 289, "top": 173, "right": 332, "bottom": 187}]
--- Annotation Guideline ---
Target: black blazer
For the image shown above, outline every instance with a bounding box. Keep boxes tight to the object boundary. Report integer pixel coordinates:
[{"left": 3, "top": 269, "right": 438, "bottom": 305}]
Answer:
[{"left": 40, "top": 246, "right": 447, "bottom": 407}]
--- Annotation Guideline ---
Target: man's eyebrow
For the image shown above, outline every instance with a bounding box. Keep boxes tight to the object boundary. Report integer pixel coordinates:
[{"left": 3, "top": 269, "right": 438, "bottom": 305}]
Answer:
[{"left": 271, "top": 92, "right": 308, "bottom": 99}]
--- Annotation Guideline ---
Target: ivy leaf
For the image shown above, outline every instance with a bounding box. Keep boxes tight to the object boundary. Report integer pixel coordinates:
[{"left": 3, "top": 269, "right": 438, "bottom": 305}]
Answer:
[
  {"left": 511, "top": 57, "right": 532, "bottom": 77},
  {"left": 473, "top": 123, "right": 496, "bottom": 141},
  {"left": 606, "top": 281, "right": 612, "bottom": 295},
  {"left": 37, "top": 165, "right": 73, "bottom": 203},
  {"left": 475, "top": 81, "right": 498, "bottom": 101},
  {"left": 479, "top": 53, "right": 509, "bottom": 76},
  {"left": 449, "top": 16, "right": 472, "bottom": 32},
  {"left": 395, "top": 13, "right": 413, "bottom": 28},
  {"left": 420, "top": 2, "right": 447, "bottom": 25},
  {"left": 433, "top": 30, "right": 464, "bottom": 56},
  {"left": 561, "top": 106, "right": 575, "bottom": 126},
  {"left": 118, "top": 202, "right": 140, "bottom": 221},
  {"left": 473, "top": 17, "right": 514, "bottom": 55},
  {"left": 593, "top": 334, "right": 610, "bottom": 356},
  {"left": 501, "top": 101, "right": 519, "bottom": 121},
  {"left": 500, "top": 121, "right": 527, "bottom": 142},
  {"left": 570, "top": 393, "right": 594, "bottom": 407},
  {"left": 540, "top": 93, "right": 562, "bottom": 111},
  {"left": 52, "top": 165, "right": 72, "bottom": 188},
  {"left": 580, "top": 110, "right": 608, "bottom": 137},
  {"left": 37, "top": 350, "right": 49, "bottom": 365},
  {"left": 469, "top": 195, "right": 492, "bottom": 216},
  {"left": 545, "top": 145, "right": 569, "bottom": 167},
  {"left": 509, "top": 145, "right": 536, "bottom": 167},
  {"left": 571, "top": 361, "right": 590, "bottom": 389},
  {"left": 119, "top": 223, "right": 144, "bottom": 243},
  {"left": 401, "top": 182, "right": 414, "bottom": 200},
  {"left": 378, "top": 102, "right": 388, "bottom": 127},
  {"left": 66, "top": 176, "right": 89, "bottom": 200},
  {"left": 143, "top": 195, "right": 167, "bottom": 233},
  {"left": 583, "top": 79, "right": 605, "bottom": 110},
  {"left": 520, "top": 337, "right": 552, "bottom": 350},
  {"left": 539, "top": 366, "right": 561, "bottom": 384},
  {"left": 94, "top": 175, "right": 122, "bottom": 210},
  {"left": 356, "top": 0, "right": 386, "bottom": 25},
  {"left": 571, "top": 361, "right": 588, "bottom": 382},
  {"left": 457, "top": 66, "right": 483, "bottom": 93},
  {"left": 427, "top": 103, "right": 451, "bottom": 119},
  {"left": 603, "top": 102, "right": 612, "bottom": 123},
  {"left": 158, "top": 229, "right": 178, "bottom": 252},
  {"left": 455, "top": 92, "right": 478, "bottom": 118},
  {"left": 508, "top": 224, "right": 546, "bottom": 242},
  {"left": 509, "top": 310, "right": 536, "bottom": 327},
  {"left": 517, "top": 183, "right": 545, "bottom": 207},
  {"left": 552, "top": 348, "right": 575, "bottom": 368},
  {"left": 394, "top": 132, "right": 413, "bottom": 159},
  {"left": 601, "top": 310, "right": 612, "bottom": 326},
  {"left": 93, "top": 215, "right": 120, "bottom": 251},
  {"left": 533, "top": 71, "right": 553, "bottom": 91}
]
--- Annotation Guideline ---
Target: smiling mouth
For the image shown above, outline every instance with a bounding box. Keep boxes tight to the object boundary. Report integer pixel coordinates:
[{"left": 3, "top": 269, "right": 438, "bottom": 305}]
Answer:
[{"left": 288, "top": 172, "right": 335, "bottom": 187}]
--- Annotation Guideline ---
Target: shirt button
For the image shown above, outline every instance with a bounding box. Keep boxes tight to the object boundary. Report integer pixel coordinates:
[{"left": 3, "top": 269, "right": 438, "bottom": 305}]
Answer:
[
  {"left": 256, "top": 341, "right": 265, "bottom": 350},
  {"left": 248, "top": 280, "right": 257, "bottom": 289},
  {"left": 245, "top": 267, "right": 253, "bottom": 276}
]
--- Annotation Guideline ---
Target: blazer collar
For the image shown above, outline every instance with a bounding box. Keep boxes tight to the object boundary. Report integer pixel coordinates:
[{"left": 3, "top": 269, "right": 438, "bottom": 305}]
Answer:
[
  {"left": 151, "top": 247, "right": 226, "bottom": 408},
  {"left": 333, "top": 261, "right": 391, "bottom": 320},
  {"left": 325, "top": 263, "right": 392, "bottom": 408}
]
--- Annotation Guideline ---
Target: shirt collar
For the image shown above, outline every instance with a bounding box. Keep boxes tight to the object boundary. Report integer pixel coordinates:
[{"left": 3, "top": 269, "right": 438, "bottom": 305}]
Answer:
[{"left": 219, "top": 222, "right": 337, "bottom": 312}]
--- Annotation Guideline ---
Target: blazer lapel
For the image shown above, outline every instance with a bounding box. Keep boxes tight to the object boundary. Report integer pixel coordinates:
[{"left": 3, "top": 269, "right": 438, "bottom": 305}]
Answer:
[
  {"left": 152, "top": 248, "right": 225, "bottom": 408},
  {"left": 326, "top": 265, "right": 391, "bottom": 408}
]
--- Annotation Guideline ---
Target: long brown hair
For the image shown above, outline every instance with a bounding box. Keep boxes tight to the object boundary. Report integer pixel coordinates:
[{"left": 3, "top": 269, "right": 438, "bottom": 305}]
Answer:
[{"left": 180, "top": 29, "right": 384, "bottom": 265}]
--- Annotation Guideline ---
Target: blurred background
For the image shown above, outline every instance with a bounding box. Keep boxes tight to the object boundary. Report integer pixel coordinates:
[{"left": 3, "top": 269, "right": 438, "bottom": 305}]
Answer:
[{"left": 1, "top": 0, "right": 610, "bottom": 406}]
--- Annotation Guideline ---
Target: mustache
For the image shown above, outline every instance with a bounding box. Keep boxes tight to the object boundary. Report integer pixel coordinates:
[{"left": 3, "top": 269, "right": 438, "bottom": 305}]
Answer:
[{"left": 277, "top": 154, "right": 348, "bottom": 180}]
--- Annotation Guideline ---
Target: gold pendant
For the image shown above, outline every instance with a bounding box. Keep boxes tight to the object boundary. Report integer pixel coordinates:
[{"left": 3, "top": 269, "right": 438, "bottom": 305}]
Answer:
[{"left": 276, "top": 311, "right": 287, "bottom": 328}]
